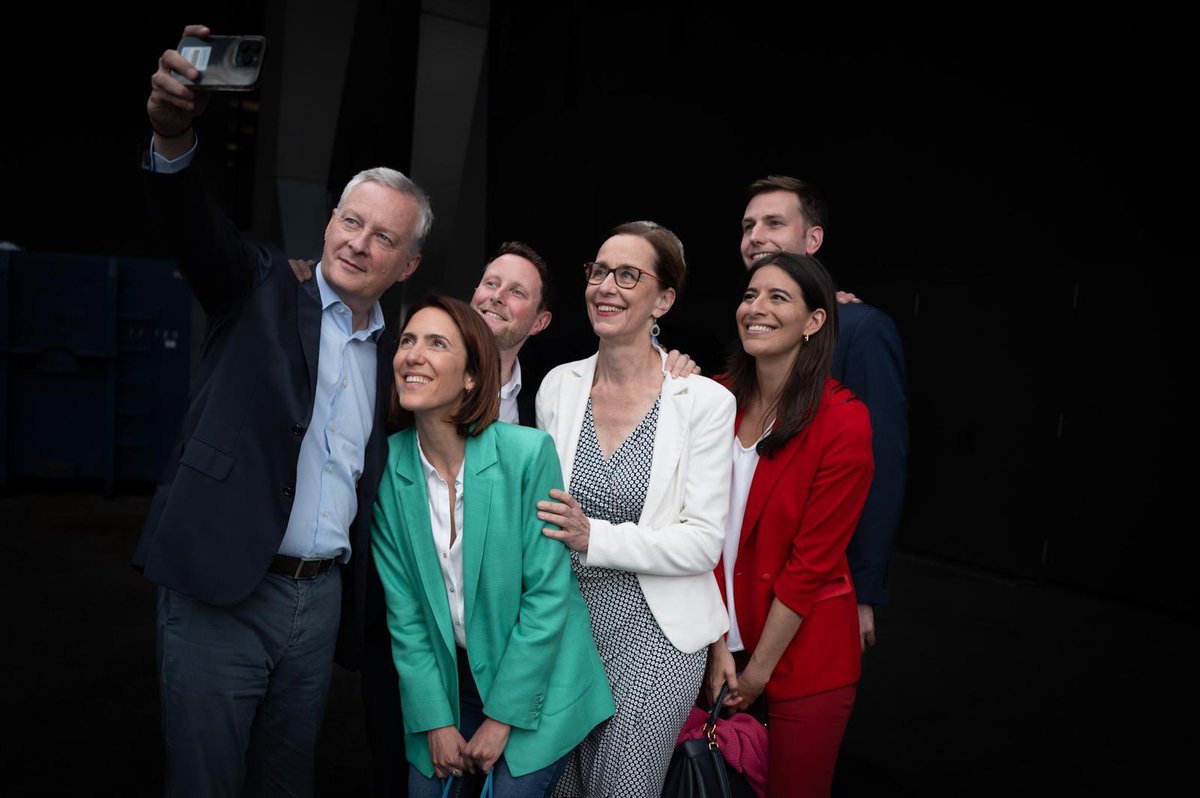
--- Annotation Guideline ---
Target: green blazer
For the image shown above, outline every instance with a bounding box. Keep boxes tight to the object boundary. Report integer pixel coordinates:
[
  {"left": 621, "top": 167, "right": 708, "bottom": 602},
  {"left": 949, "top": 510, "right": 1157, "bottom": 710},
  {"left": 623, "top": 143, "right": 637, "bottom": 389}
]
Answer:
[{"left": 371, "top": 422, "right": 614, "bottom": 778}]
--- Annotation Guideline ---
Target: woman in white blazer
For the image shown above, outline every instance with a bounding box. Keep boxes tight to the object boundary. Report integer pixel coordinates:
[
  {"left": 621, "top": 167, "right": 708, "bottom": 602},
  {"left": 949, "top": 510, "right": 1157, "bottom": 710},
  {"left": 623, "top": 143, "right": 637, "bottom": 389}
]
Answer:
[{"left": 535, "top": 221, "right": 735, "bottom": 797}]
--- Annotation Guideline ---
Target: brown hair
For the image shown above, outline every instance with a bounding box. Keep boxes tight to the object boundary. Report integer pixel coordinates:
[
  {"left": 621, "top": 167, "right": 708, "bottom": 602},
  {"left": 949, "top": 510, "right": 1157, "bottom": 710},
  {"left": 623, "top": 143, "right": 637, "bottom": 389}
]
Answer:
[
  {"left": 722, "top": 252, "right": 845, "bottom": 457},
  {"left": 489, "top": 241, "right": 554, "bottom": 311},
  {"left": 609, "top": 220, "right": 687, "bottom": 294},
  {"left": 745, "top": 175, "right": 829, "bottom": 231},
  {"left": 387, "top": 295, "right": 501, "bottom": 437}
]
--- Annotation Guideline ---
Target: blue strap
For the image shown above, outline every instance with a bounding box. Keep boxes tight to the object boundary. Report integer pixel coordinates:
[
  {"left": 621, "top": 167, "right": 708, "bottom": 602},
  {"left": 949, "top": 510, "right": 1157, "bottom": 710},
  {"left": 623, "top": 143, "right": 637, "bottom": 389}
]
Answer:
[{"left": 441, "top": 770, "right": 495, "bottom": 798}]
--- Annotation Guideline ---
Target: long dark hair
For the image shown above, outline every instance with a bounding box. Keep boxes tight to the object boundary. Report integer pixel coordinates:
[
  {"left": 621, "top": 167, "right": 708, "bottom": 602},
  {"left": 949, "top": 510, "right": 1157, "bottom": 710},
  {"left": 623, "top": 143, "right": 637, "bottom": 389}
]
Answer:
[
  {"left": 723, "top": 253, "right": 839, "bottom": 457},
  {"left": 387, "top": 295, "right": 501, "bottom": 436}
]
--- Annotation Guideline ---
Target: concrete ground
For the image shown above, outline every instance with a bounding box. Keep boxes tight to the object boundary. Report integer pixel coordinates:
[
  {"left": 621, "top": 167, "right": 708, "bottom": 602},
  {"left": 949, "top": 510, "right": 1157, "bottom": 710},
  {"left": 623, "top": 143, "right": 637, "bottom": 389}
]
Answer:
[{"left": 2, "top": 491, "right": 1193, "bottom": 795}]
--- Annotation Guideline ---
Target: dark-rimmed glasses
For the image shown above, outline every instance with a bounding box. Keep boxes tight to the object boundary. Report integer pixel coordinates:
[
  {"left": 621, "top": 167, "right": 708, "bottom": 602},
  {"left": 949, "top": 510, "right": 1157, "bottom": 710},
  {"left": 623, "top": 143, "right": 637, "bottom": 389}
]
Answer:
[{"left": 583, "top": 262, "right": 664, "bottom": 289}]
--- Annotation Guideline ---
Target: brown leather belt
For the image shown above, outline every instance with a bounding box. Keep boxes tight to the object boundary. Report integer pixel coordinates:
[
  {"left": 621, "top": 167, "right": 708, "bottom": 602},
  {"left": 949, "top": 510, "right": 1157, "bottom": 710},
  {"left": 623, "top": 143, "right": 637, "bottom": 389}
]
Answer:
[{"left": 269, "top": 554, "right": 338, "bottom": 579}]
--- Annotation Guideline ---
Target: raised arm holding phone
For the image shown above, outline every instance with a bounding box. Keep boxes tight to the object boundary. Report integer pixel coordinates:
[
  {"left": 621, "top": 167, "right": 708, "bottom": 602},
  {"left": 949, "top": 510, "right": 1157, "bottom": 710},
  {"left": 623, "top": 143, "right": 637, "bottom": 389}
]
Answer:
[{"left": 137, "top": 24, "right": 430, "bottom": 796}]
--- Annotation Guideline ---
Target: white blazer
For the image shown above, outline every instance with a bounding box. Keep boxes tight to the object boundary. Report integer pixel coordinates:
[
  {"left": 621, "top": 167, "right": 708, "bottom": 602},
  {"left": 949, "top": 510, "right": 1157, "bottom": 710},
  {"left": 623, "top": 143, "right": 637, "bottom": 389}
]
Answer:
[{"left": 536, "top": 351, "right": 735, "bottom": 654}]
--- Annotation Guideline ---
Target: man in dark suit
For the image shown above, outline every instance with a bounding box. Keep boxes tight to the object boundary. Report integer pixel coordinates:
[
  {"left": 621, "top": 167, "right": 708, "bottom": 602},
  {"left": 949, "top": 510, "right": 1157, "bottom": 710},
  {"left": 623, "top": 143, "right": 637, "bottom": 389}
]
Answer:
[
  {"left": 740, "top": 175, "right": 909, "bottom": 651},
  {"left": 135, "top": 25, "right": 430, "bottom": 795}
]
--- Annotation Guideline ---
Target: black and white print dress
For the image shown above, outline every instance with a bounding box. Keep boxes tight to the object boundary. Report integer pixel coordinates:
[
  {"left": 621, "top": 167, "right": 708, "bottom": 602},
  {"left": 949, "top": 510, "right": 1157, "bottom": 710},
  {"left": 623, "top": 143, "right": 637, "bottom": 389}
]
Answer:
[{"left": 552, "top": 397, "right": 708, "bottom": 798}]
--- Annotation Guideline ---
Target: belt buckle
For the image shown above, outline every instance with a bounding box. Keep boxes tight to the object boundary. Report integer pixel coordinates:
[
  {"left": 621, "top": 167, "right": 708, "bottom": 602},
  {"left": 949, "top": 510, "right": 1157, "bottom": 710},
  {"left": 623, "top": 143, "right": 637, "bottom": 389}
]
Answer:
[{"left": 293, "top": 558, "right": 307, "bottom": 579}]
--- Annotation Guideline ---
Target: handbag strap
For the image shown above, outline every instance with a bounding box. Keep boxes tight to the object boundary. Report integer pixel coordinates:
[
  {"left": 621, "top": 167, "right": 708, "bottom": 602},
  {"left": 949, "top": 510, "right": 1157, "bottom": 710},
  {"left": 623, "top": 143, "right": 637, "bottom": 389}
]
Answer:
[
  {"left": 710, "top": 682, "right": 730, "bottom": 725},
  {"left": 441, "top": 769, "right": 495, "bottom": 798},
  {"left": 702, "top": 682, "right": 732, "bottom": 748}
]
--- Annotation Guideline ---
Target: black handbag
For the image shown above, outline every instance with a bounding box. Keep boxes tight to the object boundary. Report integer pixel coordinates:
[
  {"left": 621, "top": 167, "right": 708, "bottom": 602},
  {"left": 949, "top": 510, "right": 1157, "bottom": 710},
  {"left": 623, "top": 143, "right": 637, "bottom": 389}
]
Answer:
[{"left": 661, "top": 684, "right": 758, "bottom": 798}]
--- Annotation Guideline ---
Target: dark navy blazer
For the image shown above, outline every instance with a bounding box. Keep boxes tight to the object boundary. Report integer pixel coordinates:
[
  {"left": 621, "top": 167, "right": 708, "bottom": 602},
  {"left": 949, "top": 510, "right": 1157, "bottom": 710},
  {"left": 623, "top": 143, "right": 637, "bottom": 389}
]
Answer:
[
  {"left": 516, "top": 361, "right": 544, "bottom": 428},
  {"left": 132, "top": 164, "right": 393, "bottom": 670},
  {"left": 832, "top": 302, "right": 909, "bottom": 606}
]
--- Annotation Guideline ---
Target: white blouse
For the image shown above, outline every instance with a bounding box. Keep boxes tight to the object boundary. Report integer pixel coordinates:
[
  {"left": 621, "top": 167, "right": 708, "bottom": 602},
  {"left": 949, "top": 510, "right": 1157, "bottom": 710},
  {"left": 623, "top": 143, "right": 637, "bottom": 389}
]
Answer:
[
  {"left": 723, "top": 432, "right": 766, "bottom": 653},
  {"left": 416, "top": 437, "right": 467, "bottom": 648}
]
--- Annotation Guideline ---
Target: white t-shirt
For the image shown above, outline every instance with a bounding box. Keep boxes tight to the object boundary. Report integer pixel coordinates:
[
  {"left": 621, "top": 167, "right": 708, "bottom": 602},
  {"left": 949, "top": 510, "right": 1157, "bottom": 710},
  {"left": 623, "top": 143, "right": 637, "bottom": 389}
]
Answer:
[{"left": 723, "top": 434, "right": 765, "bottom": 652}]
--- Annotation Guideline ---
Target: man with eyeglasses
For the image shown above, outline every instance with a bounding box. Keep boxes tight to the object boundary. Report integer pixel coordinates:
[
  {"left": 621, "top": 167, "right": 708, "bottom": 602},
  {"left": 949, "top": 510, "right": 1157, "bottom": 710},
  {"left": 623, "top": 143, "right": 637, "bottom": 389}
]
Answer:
[{"left": 135, "top": 25, "right": 430, "bottom": 796}]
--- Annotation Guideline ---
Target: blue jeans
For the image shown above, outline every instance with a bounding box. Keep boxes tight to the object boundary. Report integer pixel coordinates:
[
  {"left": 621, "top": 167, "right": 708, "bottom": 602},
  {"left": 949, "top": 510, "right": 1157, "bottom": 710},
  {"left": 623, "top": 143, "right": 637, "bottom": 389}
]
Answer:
[
  {"left": 408, "top": 682, "right": 568, "bottom": 798},
  {"left": 156, "top": 567, "right": 341, "bottom": 797}
]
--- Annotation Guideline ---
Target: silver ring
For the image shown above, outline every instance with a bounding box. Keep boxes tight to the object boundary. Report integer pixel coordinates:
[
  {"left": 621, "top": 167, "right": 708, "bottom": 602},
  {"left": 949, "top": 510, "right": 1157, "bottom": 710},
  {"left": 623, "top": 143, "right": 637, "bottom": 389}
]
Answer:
[{"left": 450, "top": 768, "right": 463, "bottom": 778}]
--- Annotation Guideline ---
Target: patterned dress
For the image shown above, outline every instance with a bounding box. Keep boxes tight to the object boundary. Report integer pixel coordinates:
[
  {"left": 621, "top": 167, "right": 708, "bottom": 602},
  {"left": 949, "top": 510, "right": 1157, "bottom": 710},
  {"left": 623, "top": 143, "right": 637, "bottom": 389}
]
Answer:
[{"left": 553, "top": 397, "right": 708, "bottom": 798}]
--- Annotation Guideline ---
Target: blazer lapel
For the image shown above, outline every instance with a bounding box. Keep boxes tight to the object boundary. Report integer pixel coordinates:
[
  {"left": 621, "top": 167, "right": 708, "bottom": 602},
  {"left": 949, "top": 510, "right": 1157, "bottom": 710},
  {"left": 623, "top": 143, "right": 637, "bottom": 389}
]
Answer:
[
  {"left": 393, "top": 433, "right": 456, "bottom": 655},
  {"left": 640, "top": 374, "right": 690, "bottom": 524},
  {"left": 554, "top": 354, "right": 597, "bottom": 486},
  {"left": 738, "top": 428, "right": 807, "bottom": 559},
  {"left": 462, "top": 428, "right": 497, "bottom": 631},
  {"left": 297, "top": 275, "right": 322, "bottom": 398}
]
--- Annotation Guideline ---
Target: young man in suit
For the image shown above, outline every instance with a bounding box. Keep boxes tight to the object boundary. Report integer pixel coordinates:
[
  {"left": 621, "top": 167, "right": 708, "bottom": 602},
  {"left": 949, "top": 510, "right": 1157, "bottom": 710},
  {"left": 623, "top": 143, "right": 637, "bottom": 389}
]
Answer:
[
  {"left": 469, "top": 242, "right": 554, "bottom": 427},
  {"left": 740, "top": 176, "right": 909, "bottom": 651},
  {"left": 136, "top": 25, "right": 430, "bottom": 796}
]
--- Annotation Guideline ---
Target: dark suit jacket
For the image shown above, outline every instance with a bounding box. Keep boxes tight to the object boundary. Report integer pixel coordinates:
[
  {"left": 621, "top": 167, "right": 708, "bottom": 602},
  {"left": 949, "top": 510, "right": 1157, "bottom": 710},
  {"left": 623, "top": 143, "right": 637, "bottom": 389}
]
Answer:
[
  {"left": 132, "top": 163, "right": 393, "bottom": 670},
  {"left": 515, "top": 357, "right": 546, "bottom": 428},
  {"left": 832, "top": 302, "right": 909, "bottom": 606},
  {"left": 716, "top": 379, "right": 873, "bottom": 700}
]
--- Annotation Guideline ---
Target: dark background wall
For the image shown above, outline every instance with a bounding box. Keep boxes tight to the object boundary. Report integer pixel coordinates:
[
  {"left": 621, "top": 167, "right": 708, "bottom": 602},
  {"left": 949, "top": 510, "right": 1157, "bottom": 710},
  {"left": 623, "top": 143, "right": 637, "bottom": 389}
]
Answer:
[
  {"left": 1, "top": 6, "right": 1191, "bottom": 614},
  {"left": 484, "top": 7, "right": 1192, "bottom": 613}
]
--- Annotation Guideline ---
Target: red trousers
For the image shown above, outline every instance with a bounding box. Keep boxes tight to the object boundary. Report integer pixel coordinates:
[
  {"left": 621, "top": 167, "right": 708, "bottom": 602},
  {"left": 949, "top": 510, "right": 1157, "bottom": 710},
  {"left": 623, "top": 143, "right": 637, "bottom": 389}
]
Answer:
[{"left": 766, "top": 684, "right": 856, "bottom": 798}]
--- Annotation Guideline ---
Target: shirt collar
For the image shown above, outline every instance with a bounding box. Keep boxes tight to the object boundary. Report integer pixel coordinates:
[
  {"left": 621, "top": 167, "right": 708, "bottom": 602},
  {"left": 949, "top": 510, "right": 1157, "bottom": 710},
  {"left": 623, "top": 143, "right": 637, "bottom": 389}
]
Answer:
[
  {"left": 499, "top": 357, "right": 523, "bottom": 400},
  {"left": 415, "top": 434, "right": 464, "bottom": 490},
  {"left": 314, "top": 261, "right": 385, "bottom": 340}
]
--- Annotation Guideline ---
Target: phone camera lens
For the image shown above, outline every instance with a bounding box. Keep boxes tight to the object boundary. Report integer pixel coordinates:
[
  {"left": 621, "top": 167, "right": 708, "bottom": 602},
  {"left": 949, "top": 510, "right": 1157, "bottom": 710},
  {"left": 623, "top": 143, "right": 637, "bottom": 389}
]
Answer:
[{"left": 235, "top": 41, "right": 263, "bottom": 67}]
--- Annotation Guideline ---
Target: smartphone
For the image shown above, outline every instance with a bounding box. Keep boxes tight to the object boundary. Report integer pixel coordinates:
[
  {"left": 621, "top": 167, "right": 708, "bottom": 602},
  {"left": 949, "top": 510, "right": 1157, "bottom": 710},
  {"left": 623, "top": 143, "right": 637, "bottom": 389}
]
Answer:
[{"left": 173, "top": 35, "right": 268, "bottom": 91}]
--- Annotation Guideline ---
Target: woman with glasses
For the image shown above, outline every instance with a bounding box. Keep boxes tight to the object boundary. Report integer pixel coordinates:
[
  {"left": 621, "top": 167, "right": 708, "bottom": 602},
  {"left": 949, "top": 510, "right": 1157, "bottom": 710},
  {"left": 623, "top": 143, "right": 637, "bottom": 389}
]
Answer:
[
  {"left": 706, "top": 253, "right": 874, "bottom": 797},
  {"left": 371, "top": 295, "right": 614, "bottom": 797},
  {"left": 535, "top": 222, "right": 735, "bottom": 796}
]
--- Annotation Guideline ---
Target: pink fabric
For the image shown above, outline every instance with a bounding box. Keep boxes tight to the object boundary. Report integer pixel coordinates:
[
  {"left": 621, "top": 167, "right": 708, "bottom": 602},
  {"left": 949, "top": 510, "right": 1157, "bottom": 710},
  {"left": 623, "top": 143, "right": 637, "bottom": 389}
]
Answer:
[{"left": 676, "top": 708, "right": 768, "bottom": 798}]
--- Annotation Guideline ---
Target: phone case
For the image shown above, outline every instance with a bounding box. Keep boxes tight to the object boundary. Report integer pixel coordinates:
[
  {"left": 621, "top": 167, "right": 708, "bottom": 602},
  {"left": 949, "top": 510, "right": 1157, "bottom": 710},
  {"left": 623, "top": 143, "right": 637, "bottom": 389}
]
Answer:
[{"left": 174, "top": 35, "right": 268, "bottom": 91}]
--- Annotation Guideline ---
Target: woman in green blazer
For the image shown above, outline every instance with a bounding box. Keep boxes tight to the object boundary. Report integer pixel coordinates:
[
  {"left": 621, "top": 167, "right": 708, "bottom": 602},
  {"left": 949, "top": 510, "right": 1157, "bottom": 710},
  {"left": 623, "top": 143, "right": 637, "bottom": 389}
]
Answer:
[{"left": 371, "top": 295, "right": 613, "bottom": 797}]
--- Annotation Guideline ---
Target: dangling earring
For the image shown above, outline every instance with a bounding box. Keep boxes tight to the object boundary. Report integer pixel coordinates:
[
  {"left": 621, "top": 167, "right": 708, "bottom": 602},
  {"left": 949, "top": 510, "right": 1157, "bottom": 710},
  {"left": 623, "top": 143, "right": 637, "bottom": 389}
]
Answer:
[
  {"left": 803, "top": 333, "right": 810, "bottom": 343},
  {"left": 651, "top": 318, "right": 661, "bottom": 338}
]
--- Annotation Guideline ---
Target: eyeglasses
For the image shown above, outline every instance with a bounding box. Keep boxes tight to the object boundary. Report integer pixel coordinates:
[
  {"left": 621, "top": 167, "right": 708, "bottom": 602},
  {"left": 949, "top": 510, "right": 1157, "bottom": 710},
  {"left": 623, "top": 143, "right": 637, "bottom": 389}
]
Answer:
[{"left": 583, "top": 262, "right": 664, "bottom": 289}]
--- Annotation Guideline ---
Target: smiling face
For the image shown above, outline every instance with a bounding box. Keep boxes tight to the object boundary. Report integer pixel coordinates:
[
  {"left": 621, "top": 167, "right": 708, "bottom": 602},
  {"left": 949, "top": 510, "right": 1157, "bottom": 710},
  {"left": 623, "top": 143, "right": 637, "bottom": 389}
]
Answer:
[
  {"left": 740, "top": 190, "right": 822, "bottom": 269},
  {"left": 471, "top": 253, "right": 551, "bottom": 352},
  {"left": 321, "top": 181, "right": 422, "bottom": 316},
  {"left": 394, "top": 307, "right": 476, "bottom": 421},
  {"left": 736, "top": 264, "right": 826, "bottom": 363},
  {"left": 585, "top": 234, "right": 675, "bottom": 343}
]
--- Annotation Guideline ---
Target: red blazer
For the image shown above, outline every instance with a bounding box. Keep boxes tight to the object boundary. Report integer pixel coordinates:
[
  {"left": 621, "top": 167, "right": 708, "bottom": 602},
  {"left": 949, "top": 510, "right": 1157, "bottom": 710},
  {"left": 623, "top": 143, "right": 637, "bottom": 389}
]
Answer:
[{"left": 716, "top": 378, "right": 874, "bottom": 701}]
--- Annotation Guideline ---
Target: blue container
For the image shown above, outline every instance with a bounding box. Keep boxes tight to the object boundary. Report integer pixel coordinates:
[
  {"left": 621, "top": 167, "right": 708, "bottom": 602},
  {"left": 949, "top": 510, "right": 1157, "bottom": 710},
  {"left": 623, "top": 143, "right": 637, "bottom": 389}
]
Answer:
[{"left": 1, "top": 251, "right": 191, "bottom": 492}]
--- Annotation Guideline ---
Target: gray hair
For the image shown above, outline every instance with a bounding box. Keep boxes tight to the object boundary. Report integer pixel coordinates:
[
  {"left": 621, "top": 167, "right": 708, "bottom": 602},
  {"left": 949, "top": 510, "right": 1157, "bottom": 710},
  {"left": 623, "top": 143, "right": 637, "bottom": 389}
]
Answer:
[{"left": 337, "top": 167, "right": 434, "bottom": 254}]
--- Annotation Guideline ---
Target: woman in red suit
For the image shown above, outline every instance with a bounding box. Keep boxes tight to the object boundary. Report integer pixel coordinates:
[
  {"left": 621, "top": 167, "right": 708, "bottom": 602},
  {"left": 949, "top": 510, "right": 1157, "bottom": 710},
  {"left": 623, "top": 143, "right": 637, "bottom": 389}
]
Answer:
[{"left": 706, "top": 252, "right": 874, "bottom": 798}]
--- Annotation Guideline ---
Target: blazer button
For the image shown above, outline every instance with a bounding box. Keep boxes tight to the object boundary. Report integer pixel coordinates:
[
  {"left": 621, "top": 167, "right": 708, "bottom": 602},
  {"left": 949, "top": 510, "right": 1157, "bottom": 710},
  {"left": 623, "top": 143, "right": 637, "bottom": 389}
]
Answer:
[
  {"left": 282, "top": 486, "right": 295, "bottom": 497},
  {"left": 291, "top": 424, "right": 305, "bottom": 437},
  {"left": 759, "top": 573, "right": 771, "bottom": 582}
]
